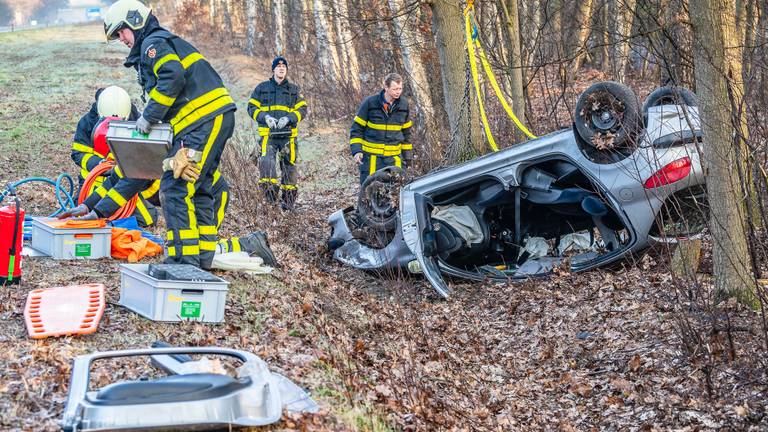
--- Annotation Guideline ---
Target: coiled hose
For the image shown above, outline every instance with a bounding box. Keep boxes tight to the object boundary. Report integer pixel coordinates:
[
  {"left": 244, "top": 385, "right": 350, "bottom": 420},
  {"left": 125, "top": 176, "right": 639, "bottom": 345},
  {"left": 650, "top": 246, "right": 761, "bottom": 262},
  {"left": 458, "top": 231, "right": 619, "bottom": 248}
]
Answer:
[
  {"left": 77, "top": 160, "right": 137, "bottom": 220},
  {"left": 1, "top": 173, "right": 77, "bottom": 240}
]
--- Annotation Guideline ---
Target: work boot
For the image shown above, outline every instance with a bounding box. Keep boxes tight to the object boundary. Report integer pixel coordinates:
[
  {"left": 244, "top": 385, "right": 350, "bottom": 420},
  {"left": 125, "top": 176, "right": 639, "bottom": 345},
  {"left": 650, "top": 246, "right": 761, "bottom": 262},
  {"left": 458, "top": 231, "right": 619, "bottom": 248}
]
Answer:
[
  {"left": 238, "top": 231, "right": 278, "bottom": 267},
  {"left": 280, "top": 189, "right": 297, "bottom": 211},
  {"left": 259, "top": 183, "right": 278, "bottom": 203}
]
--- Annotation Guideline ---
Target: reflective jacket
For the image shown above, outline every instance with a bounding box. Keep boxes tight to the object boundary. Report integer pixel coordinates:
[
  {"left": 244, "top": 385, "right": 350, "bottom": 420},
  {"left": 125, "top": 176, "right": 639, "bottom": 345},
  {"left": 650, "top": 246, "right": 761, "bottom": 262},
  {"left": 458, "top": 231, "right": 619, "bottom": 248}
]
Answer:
[
  {"left": 350, "top": 90, "right": 413, "bottom": 159},
  {"left": 247, "top": 77, "right": 307, "bottom": 138},
  {"left": 125, "top": 15, "right": 235, "bottom": 136},
  {"left": 71, "top": 99, "right": 139, "bottom": 180}
]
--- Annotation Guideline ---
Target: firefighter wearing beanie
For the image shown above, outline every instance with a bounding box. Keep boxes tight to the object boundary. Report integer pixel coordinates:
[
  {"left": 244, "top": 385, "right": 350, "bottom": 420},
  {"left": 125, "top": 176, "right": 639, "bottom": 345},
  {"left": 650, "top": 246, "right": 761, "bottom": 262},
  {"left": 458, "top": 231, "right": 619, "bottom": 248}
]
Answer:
[{"left": 247, "top": 56, "right": 308, "bottom": 210}]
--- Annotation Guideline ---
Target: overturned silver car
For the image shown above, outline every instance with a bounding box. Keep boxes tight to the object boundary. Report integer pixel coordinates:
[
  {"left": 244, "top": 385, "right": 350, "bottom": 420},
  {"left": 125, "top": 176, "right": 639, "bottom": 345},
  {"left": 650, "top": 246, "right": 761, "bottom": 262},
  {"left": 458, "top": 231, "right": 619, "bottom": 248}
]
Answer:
[{"left": 329, "top": 82, "right": 706, "bottom": 297}]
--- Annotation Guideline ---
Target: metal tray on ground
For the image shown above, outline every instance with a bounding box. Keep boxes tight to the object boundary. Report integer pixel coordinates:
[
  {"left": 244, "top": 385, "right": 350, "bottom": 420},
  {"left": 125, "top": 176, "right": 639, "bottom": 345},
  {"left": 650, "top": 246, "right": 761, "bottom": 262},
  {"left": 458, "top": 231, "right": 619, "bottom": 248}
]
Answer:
[{"left": 106, "top": 120, "right": 173, "bottom": 179}]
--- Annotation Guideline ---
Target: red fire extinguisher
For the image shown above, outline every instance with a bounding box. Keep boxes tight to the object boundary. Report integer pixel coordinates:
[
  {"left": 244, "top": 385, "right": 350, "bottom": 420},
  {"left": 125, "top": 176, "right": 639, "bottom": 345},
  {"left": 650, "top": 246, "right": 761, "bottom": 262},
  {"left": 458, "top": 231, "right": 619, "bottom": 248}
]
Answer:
[{"left": 0, "top": 193, "right": 23, "bottom": 284}]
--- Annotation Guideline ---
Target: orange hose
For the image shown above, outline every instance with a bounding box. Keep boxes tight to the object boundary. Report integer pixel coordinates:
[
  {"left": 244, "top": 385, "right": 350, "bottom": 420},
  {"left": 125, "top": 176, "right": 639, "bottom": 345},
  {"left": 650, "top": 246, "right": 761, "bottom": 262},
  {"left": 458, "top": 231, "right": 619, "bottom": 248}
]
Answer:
[{"left": 78, "top": 160, "right": 138, "bottom": 221}]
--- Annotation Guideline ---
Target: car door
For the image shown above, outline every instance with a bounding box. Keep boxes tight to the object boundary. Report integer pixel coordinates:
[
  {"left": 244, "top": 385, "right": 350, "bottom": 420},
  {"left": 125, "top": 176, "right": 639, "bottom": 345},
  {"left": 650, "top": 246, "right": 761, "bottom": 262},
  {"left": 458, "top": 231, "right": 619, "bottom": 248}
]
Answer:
[{"left": 399, "top": 190, "right": 451, "bottom": 298}]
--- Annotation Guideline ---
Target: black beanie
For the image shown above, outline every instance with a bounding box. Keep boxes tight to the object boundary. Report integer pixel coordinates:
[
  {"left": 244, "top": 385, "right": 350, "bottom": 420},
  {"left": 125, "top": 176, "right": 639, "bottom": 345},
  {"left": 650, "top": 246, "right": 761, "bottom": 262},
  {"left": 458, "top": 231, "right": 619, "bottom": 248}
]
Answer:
[{"left": 272, "top": 56, "right": 288, "bottom": 70}]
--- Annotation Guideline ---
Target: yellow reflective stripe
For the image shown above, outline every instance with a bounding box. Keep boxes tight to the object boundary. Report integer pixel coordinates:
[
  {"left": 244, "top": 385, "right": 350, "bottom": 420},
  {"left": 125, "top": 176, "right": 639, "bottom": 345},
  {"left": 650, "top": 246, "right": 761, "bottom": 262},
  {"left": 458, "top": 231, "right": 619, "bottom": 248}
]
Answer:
[
  {"left": 153, "top": 53, "right": 181, "bottom": 76},
  {"left": 231, "top": 238, "right": 241, "bottom": 253},
  {"left": 72, "top": 142, "right": 93, "bottom": 153},
  {"left": 289, "top": 137, "right": 296, "bottom": 164},
  {"left": 199, "top": 240, "right": 217, "bottom": 251},
  {"left": 106, "top": 188, "right": 127, "bottom": 206},
  {"left": 261, "top": 136, "right": 268, "bottom": 156},
  {"left": 294, "top": 109, "right": 302, "bottom": 123},
  {"left": 141, "top": 180, "right": 161, "bottom": 199},
  {"left": 213, "top": 169, "right": 221, "bottom": 185},
  {"left": 294, "top": 100, "right": 307, "bottom": 110},
  {"left": 281, "top": 184, "right": 297, "bottom": 190},
  {"left": 181, "top": 52, "right": 204, "bottom": 69},
  {"left": 171, "top": 87, "right": 233, "bottom": 135},
  {"left": 185, "top": 181, "right": 198, "bottom": 233},
  {"left": 402, "top": 121, "right": 413, "bottom": 129},
  {"left": 365, "top": 121, "right": 405, "bottom": 131},
  {"left": 258, "top": 127, "right": 270, "bottom": 136},
  {"left": 216, "top": 191, "right": 227, "bottom": 230},
  {"left": 249, "top": 98, "right": 262, "bottom": 108},
  {"left": 171, "top": 87, "right": 229, "bottom": 125},
  {"left": 394, "top": 156, "right": 402, "bottom": 168},
  {"left": 135, "top": 199, "right": 153, "bottom": 225},
  {"left": 351, "top": 138, "right": 403, "bottom": 156},
  {"left": 199, "top": 225, "right": 217, "bottom": 235},
  {"left": 369, "top": 155, "right": 377, "bottom": 175},
  {"left": 401, "top": 143, "right": 413, "bottom": 150},
  {"left": 259, "top": 178, "right": 279, "bottom": 184},
  {"left": 354, "top": 116, "right": 367, "bottom": 127},
  {"left": 167, "top": 229, "right": 198, "bottom": 241},
  {"left": 114, "top": 164, "right": 123, "bottom": 178},
  {"left": 149, "top": 88, "right": 176, "bottom": 107},
  {"left": 80, "top": 154, "right": 94, "bottom": 170},
  {"left": 167, "top": 245, "right": 200, "bottom": 256},
  {"left": 197, "top": 114, "right": 223, "bottom": 171},
  {"left": 95, "top": 185, "right": 107, "bottom": 198},
  {"left": 264, "top": 105, "right": 292, "bottom": 112}
]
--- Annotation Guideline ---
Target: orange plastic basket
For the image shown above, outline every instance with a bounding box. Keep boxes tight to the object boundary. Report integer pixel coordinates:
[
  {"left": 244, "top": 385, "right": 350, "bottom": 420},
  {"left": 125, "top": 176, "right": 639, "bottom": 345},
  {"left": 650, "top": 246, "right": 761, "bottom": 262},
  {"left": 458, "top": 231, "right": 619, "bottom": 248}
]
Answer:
[{"left": 24, "top": 283, "right": 106, "bottom": 339}]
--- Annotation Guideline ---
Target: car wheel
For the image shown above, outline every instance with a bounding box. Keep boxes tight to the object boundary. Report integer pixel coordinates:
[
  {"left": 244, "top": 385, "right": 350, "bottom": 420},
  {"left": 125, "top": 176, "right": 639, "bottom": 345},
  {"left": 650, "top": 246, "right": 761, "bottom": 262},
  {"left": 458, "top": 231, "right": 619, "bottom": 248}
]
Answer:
[
  {"left": 357, "top": 166, "right": 405, "bottom": 232},
  {"left": 574, "top": 81, "right": 642, "bottom": 151},
  {"left": 642, "top": 86, "right": 698, "bottom": 113}
]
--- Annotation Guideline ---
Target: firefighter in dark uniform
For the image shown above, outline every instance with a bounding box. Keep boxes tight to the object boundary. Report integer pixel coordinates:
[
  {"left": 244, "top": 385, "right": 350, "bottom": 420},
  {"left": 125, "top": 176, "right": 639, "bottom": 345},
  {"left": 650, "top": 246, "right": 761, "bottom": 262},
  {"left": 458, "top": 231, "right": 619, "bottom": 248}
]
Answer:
[
  {"left": 247, "top": 56, "right": 307, "bottom": 210},
  {"left": 350, "top": 73, "right": 413, "bottom": 184},
  {"left": 104, "top": 0, "right": 236, "bottom": 269},
  {"left": 71, "top": 86, "right": 138, "bottom": 194},
  {"left": 67, "top": 86, "right": 161, "bottom": 226}
]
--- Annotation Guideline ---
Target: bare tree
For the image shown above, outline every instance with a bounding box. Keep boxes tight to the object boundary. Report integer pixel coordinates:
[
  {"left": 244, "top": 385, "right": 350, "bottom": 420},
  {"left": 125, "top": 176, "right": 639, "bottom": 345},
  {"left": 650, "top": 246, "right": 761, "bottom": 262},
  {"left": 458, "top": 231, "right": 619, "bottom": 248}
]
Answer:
[
  {"left": 429, "top": 0, "right": 483, "bottom": 161},
  {"left": 690, "top": 0, "right": 757, "bottom": 306},
  {"left": 498, "top": 0, "right": 528, "bottom": 142}
]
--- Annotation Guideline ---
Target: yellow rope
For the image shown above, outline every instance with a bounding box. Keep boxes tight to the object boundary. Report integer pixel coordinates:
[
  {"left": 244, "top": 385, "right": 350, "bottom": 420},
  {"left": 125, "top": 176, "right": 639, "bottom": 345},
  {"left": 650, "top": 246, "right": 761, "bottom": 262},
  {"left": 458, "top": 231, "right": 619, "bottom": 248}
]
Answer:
[
  {"left": 464, "top": 5, "right": 536, "bottom": 152},
  {"left": 465, "top": 10, "right": 498, "bottom": 152},
  {"left": 476, "top": 44, "right": 537, "bottom": 139}
]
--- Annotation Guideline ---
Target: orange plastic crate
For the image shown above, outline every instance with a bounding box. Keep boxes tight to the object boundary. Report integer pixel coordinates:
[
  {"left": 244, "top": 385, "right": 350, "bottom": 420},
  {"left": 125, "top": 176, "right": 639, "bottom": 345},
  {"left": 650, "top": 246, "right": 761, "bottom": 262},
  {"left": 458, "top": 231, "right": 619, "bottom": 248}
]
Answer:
[{"left": 24, "top": 284, "right": 106, "bottom": 339}]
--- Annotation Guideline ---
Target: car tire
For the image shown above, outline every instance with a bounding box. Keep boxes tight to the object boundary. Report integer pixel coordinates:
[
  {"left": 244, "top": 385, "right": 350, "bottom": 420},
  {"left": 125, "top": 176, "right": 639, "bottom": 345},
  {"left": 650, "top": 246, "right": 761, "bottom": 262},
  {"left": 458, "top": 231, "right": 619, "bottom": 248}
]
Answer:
[
  {"left": 357, "top": 166, "right": 405, "bottom": 232},
  {"left": 642, "top": 86, "right": 698, "bottom": 113},
  {"left": 574, "top": 81, "right": 642, "bottom": 151}
]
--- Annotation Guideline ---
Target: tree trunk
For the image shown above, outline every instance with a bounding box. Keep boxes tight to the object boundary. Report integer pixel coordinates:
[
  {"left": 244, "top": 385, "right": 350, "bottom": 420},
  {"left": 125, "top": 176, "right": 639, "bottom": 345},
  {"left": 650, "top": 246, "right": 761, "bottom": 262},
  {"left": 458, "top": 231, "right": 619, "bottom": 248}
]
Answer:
[
  {"left": 429, "top": 0, "right": 483, "bottom": 162},
  {"left": 312, "top": 0, "right": 339, "bottom": 82},
  {"left": 610, "top": 0, "right": 638, "bottom": 83},
  {"left": 246, "top": 0, "right": 256, "bottom": 55},
  {"left": 332, "top": 0, "right": 361, "bottom": 93},
  {"left": 388, "top": 0, "right": 435, "bottom": 128},
  {"left": 690, "top": 0, "right": 757, "bottom": 306},
  {"left": 221, "top": 0, "right": 233, "bottom": 42},
  {"left": 273, "top": 0, "right": 286, "bottom": 54},
  {"left": 660, "top": 0, "right": 695, "bottom": 87},
  {"left": 569, "top": 0, "right": 594, "bottom": 70},
  {"left": 498, "top": 0, "right": 528, "bottom": 143}
]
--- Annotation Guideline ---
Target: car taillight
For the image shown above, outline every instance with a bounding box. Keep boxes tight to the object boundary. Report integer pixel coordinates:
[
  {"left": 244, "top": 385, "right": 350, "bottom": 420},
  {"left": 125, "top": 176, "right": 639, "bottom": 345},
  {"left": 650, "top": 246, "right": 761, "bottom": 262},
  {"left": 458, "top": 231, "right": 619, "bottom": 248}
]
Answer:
[{"left": 644, "top": 157, "right": 692, "bottom": 189}]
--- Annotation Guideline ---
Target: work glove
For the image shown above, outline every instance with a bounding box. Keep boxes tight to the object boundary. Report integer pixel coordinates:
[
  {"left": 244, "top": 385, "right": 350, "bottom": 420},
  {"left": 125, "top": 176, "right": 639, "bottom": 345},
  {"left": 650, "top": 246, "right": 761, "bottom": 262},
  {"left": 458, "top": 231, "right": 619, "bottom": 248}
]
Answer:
[
  {"left": 57, "top": 204, "right": 90, "bottom": 219},
  {"left": 264, "top": 115, "right": 278, "bottom": 129},
  {"left": 162, "top": 148, "right": 202, "bottom": 183},
  {"left": 277, "top": 116, "right": 290, "bottom": 129},
  {"left": 135, "top": 116, "right": 152, "bottom": 134},
  {"left": 353, "top": 152, "right": 363, "bottom": 165},
  {"left": 73, "top": 210, "right": 99, "bottom": 221}
]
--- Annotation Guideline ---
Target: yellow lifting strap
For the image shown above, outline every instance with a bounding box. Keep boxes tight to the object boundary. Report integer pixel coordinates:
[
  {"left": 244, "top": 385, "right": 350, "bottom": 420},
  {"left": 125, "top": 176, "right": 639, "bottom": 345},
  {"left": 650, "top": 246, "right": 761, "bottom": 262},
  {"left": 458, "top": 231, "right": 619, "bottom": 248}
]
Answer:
[{"left": 464, "top": 5, "right": 537, "bottom": 152}]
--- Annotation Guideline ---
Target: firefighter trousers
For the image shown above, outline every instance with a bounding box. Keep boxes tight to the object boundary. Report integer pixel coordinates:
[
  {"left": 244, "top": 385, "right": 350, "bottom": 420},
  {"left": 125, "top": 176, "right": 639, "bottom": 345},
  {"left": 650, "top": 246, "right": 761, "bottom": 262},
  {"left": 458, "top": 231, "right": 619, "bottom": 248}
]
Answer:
[
  {"left": 161, "top": 112, "right": 235, "bottom": 269},
  {"left": 257, "top": 136, "right": 298, "bottom": 208}
]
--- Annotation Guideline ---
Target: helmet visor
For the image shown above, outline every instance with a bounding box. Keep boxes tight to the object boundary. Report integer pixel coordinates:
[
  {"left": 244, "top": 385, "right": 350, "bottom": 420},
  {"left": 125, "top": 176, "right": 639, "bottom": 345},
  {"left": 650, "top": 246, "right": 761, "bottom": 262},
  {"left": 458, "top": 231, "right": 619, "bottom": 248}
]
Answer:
[{"left": 105, "top": 21, "right": 127, "bottom": 41}]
